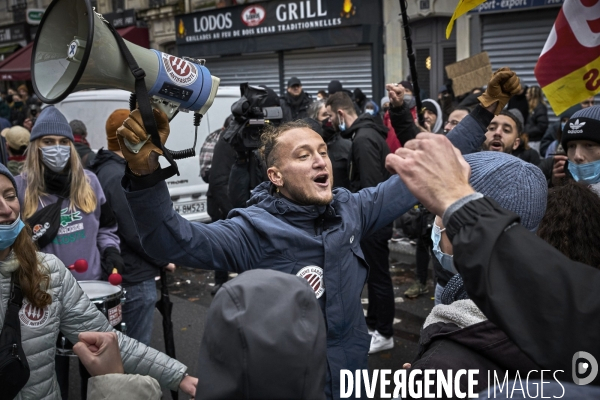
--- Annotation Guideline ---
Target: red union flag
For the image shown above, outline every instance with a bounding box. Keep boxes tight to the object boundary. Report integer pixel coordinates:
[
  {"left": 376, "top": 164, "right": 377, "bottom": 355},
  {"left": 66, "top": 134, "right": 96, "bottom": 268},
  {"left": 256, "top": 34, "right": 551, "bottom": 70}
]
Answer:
[{"left": 535, "top": 0, "right": 600, "bottom": 115}]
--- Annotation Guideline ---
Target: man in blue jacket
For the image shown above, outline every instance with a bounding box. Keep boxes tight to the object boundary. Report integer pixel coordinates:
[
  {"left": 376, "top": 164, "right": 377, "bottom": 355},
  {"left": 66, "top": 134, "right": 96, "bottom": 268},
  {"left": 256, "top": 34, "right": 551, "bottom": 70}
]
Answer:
[{"left": 118, "top": 70, "right": 520, "bottom": 399}]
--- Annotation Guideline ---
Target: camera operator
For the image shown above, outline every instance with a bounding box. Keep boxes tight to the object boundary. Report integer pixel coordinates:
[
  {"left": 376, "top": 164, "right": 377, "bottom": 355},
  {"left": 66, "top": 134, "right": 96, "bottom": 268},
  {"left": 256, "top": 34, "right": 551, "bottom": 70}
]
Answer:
[{"left": 222, "top": 84, "right": 284, "bottom": 208}]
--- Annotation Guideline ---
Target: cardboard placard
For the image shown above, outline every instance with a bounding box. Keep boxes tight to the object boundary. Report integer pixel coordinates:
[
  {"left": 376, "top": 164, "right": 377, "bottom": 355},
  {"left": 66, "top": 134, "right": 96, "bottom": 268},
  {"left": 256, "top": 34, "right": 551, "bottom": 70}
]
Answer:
[{"left": 445, "top": 52, "right": 492, "bottom": 97}]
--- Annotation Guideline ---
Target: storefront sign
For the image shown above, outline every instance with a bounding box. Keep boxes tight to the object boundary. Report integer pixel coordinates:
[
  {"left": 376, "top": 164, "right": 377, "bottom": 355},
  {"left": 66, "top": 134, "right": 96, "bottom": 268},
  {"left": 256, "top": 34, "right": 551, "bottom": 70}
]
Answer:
[
  {"left": 176, "top": 0, "right": 370, "bottom": 45},
  {"left": 103, "top": 9, "right": 137, "bottom": 28},
  {"left": 26, "top": 9, "right": 45, "bottom": 25},
  {"left": 0, "top": 24, "right": 27, "bottom": 44},
  {"left": 470, "top": 0, "right": 563, "bottom": 13}
]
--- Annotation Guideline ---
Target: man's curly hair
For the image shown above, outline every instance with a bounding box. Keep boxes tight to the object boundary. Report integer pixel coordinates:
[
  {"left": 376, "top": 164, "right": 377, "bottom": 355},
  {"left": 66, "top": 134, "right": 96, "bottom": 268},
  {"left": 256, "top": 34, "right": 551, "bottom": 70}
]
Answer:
[
  {"left": 538, "top": 180, "right": 600, "bottom": 269},
  {"left": 259, "top": 120, "right": 312, "bottom": 167}
]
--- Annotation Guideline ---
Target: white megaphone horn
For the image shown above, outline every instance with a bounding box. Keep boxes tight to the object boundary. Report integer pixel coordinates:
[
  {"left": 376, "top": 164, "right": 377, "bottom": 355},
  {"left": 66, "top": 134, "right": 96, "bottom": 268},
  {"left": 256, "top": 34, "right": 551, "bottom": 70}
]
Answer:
[{"left": 31, "top": 0, "right": 220, "bottom": 156}]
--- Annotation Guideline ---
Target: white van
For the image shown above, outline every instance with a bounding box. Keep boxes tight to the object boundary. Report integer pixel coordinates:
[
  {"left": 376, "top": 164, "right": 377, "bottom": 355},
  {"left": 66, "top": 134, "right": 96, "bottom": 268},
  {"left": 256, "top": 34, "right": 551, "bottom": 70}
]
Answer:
[{"left": 54, "top": 87, "right": 240, "bottom": 222}]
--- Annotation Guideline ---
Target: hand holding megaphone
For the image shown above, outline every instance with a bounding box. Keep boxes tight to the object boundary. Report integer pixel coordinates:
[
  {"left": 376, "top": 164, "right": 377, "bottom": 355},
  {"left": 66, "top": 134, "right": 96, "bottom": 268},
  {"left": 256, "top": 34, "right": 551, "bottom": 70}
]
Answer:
[{"left": 116, "top": 108, "right": 170, "bottom": 176}]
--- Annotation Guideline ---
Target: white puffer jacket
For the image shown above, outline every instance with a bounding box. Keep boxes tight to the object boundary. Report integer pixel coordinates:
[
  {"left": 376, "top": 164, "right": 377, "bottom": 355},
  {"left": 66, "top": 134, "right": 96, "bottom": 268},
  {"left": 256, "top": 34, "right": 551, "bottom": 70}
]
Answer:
[{"left": 0, "top": 252, "right": 187, "bottom": 400}]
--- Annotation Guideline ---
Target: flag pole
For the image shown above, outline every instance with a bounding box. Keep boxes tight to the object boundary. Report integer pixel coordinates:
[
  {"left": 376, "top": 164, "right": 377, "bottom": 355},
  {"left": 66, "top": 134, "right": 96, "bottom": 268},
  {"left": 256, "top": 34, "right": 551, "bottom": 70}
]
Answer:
[{"left": 399, "top": 0, "right": 425, "bottom": 128}]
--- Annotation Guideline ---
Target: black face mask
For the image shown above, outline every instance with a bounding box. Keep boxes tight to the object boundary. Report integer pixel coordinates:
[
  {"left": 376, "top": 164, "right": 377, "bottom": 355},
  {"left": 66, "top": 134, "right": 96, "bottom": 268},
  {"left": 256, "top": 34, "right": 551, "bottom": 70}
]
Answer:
[
  {"left": 320, "top": 117, "right": 336, "bottom": 142},
  {"left": 383, "top": 107, "right": 389, "bottom": 114}
]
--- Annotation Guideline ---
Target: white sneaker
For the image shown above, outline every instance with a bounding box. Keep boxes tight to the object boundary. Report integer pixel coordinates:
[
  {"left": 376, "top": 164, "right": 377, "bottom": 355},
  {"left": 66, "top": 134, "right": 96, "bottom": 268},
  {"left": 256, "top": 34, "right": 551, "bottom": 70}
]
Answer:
[{"left": 369, "top": 331, "right": 394, "bottom": 354}]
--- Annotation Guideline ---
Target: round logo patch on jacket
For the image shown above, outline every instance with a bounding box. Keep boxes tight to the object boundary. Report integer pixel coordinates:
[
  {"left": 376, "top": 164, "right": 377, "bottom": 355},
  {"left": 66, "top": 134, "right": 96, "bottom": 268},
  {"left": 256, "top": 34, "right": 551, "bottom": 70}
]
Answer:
[
  {"left": 19, "top": 299, "right": 50, "bottom": 328},
  {"left": 296, "top": 266, "right": 325, "bottom": 299}
]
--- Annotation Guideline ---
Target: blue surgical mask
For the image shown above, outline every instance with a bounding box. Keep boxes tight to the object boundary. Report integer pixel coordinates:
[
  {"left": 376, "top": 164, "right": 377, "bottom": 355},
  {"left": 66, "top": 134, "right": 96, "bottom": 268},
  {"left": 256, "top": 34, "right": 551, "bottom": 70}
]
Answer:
[
  {"left": 568, "top": 159, "right": 600, "bottom": 184},
  {"left": 365, "top": 109, "right": 375, "bottom": 116},
  {"left": 561, "top": 122, "right": 566, "bottom": 131},
  {"left": 40, "top": 145, "right": 71, "bottom": 173},
  {"left": 0, "top": 216, "right": 25, "bottom": 250},
  {"left": 338, "top": 116, "right": 346, "bottom": 132},
  {"left": 431, "top": 221, "right": 457, "bottom": 274}
]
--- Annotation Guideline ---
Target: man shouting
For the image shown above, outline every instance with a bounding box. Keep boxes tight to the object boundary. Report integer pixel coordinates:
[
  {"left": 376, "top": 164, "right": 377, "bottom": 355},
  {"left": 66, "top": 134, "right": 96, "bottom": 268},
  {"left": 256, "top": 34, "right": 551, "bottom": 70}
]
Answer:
[{"left": 118, "top": 70, "right": 520, "bottom": 399}]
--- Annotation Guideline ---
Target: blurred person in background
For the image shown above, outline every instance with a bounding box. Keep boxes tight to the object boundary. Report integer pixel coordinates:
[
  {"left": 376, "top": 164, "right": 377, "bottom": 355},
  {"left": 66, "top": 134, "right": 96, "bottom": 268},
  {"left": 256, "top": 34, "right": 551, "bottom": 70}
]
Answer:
[
  {"left": 306, "top": 99, "right": 351, "bottom": 190},
  {"left": 10, "top": 94, "right": 27, "bottom": 127},
  {"left": 523, "top": 85, "right": 549, "bottom": 152},
  {"left": 280, "top": 77, "right": 312, "bottom": 121},
  {"left": 69, "top": 119, "right": 96, "bottom": 167},
  {"left": 4, "top": 125, "right": 30, "bottom": 176}
]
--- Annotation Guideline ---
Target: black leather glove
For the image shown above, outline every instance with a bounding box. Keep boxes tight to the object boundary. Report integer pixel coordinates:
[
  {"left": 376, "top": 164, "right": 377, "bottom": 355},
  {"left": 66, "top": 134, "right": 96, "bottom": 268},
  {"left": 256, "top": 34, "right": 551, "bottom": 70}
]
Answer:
[{"left": 102, "top": 247, "right": 125, "bottom": 279}]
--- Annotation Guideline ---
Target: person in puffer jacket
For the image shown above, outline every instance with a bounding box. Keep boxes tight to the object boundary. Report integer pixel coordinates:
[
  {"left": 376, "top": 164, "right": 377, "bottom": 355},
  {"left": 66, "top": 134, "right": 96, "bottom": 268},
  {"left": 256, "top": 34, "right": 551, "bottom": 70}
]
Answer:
[{"left": 0, "top": 163, "right": 196, "bottom": 399}]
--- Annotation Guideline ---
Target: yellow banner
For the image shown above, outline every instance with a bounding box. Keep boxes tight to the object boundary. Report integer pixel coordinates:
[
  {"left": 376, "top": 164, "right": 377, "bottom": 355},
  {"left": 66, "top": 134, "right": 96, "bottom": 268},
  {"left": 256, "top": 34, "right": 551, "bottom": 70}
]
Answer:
[
  {"left": 542, "top": 55, "right": 600, "bottom": 115},
  {"left": 446, "top": 0, "right": 486, "bottom": 39}
]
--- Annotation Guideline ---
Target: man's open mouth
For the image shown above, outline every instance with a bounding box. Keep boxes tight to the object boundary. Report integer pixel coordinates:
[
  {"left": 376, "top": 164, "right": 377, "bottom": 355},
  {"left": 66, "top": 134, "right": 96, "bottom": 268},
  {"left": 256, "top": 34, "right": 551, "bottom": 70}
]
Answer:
[{"left": 313, "top": 173, "right": 329, "bottom": 186}]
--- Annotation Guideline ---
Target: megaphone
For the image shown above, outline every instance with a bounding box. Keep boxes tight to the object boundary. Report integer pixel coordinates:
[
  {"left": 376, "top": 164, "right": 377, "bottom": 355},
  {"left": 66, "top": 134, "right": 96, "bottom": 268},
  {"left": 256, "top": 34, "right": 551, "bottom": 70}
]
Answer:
[{"left": 31, "top": 0, "right": 220, "bottom": 121}]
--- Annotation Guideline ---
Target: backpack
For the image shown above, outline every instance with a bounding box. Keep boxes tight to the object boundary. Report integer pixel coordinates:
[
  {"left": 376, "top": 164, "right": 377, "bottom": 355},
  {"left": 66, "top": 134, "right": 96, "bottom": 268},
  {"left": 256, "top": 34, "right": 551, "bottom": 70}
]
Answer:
[{"left": 199, "top": 128, "right": 223, "bottom": 184}]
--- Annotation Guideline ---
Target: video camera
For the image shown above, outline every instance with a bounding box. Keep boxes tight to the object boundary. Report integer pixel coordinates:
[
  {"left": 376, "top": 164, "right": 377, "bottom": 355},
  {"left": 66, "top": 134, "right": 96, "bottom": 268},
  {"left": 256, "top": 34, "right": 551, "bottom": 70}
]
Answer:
[{"left": 223, "top": 83, "right": 283, "bottom": 151}]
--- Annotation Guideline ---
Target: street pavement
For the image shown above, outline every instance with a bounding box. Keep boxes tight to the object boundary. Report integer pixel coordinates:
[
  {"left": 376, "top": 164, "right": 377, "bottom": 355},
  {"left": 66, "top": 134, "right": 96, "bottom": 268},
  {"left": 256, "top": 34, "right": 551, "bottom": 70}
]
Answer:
[{"left": 64, "top": 241, "right": 435, "bottom": 400}]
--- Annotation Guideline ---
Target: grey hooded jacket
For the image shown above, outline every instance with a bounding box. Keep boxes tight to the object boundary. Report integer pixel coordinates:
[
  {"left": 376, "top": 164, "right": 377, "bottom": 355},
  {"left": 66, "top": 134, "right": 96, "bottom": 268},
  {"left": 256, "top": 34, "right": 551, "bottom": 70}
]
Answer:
[{"left": 0, "top": 252, "right": 187, "bottom": 400}]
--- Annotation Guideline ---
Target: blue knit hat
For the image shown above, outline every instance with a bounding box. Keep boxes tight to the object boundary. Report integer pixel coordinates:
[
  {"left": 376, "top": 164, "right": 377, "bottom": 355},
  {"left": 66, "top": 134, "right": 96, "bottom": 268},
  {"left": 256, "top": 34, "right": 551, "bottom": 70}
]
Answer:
[
  {"left": 465, "top": 152, "right": 547, "bottom": 230},
  {"left": 0, "top": 163, "right": 17, "bottom": 191},
  {"left": 30, "top": 106, "right": 74, "bottom": 142}
]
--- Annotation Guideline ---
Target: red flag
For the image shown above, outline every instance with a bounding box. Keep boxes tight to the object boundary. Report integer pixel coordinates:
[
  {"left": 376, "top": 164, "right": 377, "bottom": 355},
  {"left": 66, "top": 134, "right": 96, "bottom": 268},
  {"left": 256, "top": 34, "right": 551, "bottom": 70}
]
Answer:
[{"left": 535, "top": 0, "right": 600, "bottom": 115}]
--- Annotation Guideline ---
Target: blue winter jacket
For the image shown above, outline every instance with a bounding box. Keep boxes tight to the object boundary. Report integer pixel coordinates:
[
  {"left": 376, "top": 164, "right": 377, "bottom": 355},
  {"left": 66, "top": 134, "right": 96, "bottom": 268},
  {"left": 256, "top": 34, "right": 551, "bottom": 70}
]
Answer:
[{"left": 123, "top": 110, "right": 488, "bottom": 399}]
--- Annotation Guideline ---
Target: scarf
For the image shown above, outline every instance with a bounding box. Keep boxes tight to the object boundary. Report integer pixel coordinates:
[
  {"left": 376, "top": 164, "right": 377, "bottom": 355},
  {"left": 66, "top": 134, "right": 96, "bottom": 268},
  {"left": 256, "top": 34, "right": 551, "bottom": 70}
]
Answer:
[{"left": 43, "top": 168, "right": 71, "bottom": 196}]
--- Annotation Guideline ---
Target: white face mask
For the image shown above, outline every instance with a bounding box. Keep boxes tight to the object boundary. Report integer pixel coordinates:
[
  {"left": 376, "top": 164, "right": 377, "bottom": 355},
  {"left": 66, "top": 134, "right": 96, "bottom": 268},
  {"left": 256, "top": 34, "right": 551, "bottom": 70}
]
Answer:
[{"left": 40, "top": 145, "right": 71, "bottom": 173}]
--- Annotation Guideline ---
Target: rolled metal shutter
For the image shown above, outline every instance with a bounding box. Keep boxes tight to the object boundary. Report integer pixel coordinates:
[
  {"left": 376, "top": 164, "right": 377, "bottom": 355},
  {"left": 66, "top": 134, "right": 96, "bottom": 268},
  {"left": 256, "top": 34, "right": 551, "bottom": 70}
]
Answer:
[
  {"left": 283, "top": 46, "right": 373, "bottom": 99},
  {"left": 482, "top": 8, "right": 559, "bottom": 90},
  {"left": 205, "top": 54, "right": 280, "bottom": 91},
  {"left": 482, "top": 8, "right": 560, "bottom": 118}
]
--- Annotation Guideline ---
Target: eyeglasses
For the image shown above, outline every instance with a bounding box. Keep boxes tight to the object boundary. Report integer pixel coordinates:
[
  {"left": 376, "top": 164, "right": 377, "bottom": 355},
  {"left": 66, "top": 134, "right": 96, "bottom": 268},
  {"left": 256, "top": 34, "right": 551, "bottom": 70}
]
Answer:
[{"left": 444, "top": 120, "right": 460, "bottom": 127}]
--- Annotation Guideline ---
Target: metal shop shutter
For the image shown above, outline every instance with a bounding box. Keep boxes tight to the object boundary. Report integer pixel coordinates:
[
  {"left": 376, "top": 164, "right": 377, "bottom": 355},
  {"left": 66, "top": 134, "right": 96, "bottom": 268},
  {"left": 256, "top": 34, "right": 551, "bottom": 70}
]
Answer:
[
  {"left": 205, "top": 54, "right": 280, "bottom": 91},
  {"left": 283, "top": 46, "right": 373, "bottom": 99},
  {"left": 482, "top": 8, "right": 560, "bottom": 118}
]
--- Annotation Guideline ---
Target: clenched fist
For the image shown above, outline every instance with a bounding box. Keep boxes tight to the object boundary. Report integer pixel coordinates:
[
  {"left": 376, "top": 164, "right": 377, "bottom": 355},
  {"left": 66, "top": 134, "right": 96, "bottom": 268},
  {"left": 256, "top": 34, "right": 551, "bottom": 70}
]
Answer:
[
  {"left": 477, "top": 67, "right": 522, "bottom": 115},
  {"left": 117, "top": 108, "right": 170, "bottom": 175}
]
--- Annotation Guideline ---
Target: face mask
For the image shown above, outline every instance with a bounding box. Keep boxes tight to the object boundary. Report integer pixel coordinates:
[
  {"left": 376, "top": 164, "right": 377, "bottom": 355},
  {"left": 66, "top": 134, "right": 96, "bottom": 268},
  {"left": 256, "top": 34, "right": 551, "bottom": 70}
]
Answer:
[
  {"left": 383, "top": 106, "right": 389, "bottom": 113},
  {"left": 404, "top": 95, "right": 416, "bottom": 109},
  {"left": 14, "top": 102, "right": 23, "bottom": 108},
  {"left": 431, "top": 221, "right": 457, "bottom": 274},
  {"left": 338, "top": 115, "right": 346, "bottom": 132},
  {"left": 0, "top": 216, "right": 25, "bottom": 251},
  {"left": 561, "top": 122, "right": 566, "bottom": 131},
  {"left": 40, "top": 145, "right": 71, "bottom": 173},
  {"left": 365, "top": 109, "right": 375, "bottom": 116},
  {"left": 568, "top": 159, "right": 600, "bottom": 184}
]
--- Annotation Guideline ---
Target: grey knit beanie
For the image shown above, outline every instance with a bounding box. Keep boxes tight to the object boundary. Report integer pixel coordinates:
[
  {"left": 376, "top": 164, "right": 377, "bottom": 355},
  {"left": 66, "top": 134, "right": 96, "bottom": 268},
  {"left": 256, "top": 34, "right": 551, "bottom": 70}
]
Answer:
[
  {"left": 465, "top": 151, "right": 547, "bottom": 230},
  {"left": 0, "top": 163, "right": 17, "bottom": 190},
  {"left": 30, "top": 106, "right": 74, "bottom": 142}
]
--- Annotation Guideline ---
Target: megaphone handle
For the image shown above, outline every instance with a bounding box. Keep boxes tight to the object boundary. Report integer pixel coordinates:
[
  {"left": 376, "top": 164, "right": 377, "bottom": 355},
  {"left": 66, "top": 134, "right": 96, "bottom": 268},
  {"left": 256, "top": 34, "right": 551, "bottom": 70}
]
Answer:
[{"left": 103, "top": 20, "right": 179, "bottom": 178}]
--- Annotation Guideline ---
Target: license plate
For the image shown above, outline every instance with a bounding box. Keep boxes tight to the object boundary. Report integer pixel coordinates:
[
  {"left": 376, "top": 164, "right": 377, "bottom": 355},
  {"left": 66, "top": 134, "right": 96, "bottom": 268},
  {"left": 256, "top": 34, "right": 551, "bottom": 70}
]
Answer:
[{"left": 174, "top": 200, "right": 206, "bottom": 215}]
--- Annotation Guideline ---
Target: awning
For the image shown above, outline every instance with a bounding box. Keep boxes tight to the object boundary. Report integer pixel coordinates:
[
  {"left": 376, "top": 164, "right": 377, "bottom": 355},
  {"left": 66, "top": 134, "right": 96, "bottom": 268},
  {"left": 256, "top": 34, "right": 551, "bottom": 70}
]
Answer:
[
  {"left": 0, "top": 42, "right": 32, "bottom": 81},
  {"left": 117, "top": 26, "right": 150, "bottom": 49},
  {"left": 0, "top": 26, "right": 149, "bottom": 81}
]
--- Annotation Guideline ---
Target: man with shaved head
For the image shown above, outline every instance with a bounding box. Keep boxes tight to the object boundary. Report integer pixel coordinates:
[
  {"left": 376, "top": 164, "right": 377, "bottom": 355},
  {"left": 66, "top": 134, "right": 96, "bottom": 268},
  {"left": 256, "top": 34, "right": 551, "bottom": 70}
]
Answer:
[{"left": 117, "top": 69, "right": 520, "bottom": 399}]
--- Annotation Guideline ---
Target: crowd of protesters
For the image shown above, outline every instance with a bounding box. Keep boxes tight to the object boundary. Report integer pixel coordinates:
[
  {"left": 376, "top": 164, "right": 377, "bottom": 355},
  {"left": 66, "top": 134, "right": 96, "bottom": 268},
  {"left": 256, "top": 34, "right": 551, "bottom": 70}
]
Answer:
[{"left": 2, "top": 63, "right": 600, "bottom": 400}]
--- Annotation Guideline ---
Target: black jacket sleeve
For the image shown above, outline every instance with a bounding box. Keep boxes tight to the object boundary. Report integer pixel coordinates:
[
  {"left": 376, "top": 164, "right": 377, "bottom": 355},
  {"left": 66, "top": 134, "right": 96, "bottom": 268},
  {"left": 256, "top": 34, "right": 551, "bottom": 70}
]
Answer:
[
  {"left": 525, "top": 104, "right": 549, "bottom": 142},
  {"left": 389, "top": 103, "right": 419, "bottom": 146},
  {"left": 207, "top": 135, "right": 235, "bottom": 221},
  {"left": 445, "top": 196, "right": 600, "bottom": 385}
]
